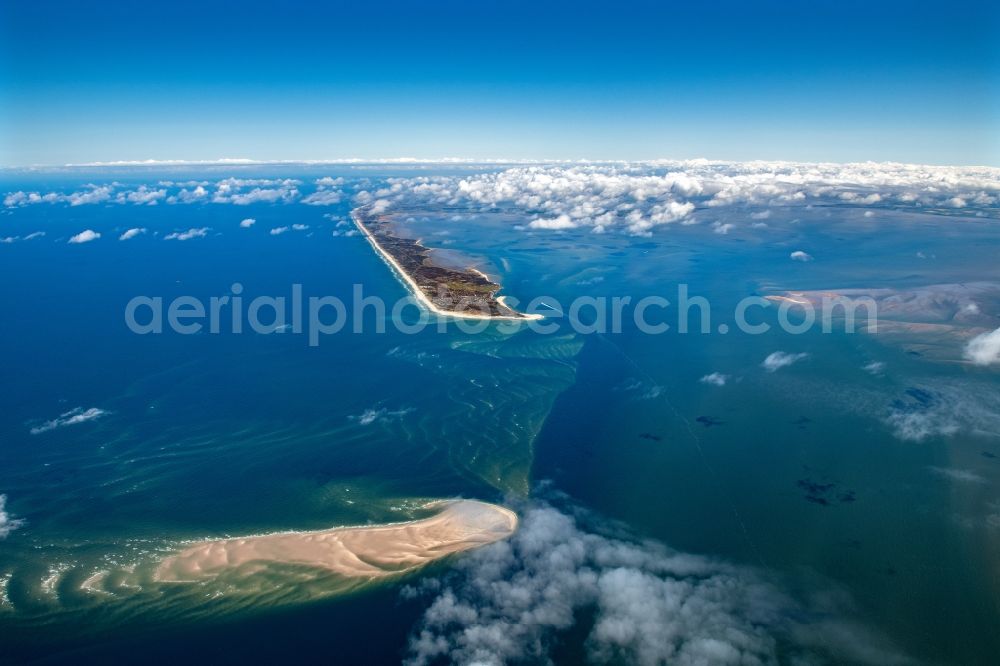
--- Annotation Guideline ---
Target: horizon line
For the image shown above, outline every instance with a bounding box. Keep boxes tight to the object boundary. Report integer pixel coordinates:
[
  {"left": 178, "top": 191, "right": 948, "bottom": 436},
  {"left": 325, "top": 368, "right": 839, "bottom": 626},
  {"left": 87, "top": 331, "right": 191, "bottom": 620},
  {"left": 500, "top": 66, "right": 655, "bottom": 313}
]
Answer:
[{"left": 3, "top": 157, "right": 999, "bottom": 170}]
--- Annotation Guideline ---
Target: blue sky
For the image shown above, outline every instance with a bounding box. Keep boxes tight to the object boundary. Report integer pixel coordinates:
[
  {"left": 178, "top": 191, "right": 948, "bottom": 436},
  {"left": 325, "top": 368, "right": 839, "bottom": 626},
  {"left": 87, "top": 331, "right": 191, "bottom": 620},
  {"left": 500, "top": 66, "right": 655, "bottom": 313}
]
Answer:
[{"left": 1, "top": 0, "right": 997, "bottom": 166}]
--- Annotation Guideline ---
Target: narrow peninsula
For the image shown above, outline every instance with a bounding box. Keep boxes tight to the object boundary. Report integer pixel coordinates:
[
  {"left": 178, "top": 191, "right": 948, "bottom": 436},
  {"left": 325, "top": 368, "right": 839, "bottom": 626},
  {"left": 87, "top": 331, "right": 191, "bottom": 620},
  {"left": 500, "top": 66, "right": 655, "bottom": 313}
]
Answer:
[{"left": 352, "top": 207, "right": 541, "bottom": 320}]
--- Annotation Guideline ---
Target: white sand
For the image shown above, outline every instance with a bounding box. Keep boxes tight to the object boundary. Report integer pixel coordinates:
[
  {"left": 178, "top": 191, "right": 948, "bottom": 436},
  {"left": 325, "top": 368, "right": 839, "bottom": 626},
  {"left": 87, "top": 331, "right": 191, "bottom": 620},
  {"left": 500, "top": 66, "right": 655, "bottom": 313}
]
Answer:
[{"left": 156, "top": 500, "right": 517, "bottom": 582}]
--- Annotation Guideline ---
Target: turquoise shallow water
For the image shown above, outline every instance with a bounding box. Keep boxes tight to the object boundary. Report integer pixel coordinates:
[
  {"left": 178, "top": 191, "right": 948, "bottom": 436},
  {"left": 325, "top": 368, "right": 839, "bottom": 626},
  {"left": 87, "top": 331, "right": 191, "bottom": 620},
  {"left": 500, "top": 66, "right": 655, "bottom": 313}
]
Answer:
[{"left": 0, "top": 167, "right": 999, "bottom": 663}]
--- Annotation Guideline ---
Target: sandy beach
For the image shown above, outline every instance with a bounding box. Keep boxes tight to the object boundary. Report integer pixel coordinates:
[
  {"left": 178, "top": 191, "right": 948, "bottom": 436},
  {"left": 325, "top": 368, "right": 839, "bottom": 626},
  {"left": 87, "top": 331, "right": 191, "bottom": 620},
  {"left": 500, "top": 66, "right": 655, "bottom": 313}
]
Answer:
[{"left": 156, "top": 500, "right": 518, "bottom": 582}]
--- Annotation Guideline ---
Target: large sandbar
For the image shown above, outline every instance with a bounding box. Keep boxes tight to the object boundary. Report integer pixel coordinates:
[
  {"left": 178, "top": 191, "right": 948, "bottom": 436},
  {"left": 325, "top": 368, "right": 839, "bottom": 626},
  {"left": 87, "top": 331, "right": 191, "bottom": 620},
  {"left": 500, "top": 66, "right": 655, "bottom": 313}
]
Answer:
[{"left": 156, "top": 500, "right": 517, "bottom": 582}]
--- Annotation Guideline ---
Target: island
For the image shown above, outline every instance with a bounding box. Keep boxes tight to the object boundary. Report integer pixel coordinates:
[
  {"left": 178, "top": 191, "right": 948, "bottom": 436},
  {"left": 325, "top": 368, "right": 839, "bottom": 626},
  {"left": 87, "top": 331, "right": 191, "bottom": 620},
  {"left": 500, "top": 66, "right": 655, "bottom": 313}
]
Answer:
[
  {"left": 155, "top": 500, "right": 518, "bottom": 582},
  {"left": 352, "top": 207, "right": 541, "bottom": 320}
]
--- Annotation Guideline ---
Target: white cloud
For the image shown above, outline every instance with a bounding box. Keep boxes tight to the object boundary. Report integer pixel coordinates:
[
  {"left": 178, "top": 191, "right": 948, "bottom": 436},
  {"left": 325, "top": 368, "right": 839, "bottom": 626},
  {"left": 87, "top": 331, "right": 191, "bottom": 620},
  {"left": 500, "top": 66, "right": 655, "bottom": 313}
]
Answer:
[
  {"left": 173, "top": 185, "right": 209, "bottom": 203},
  {"left": 302, "top": 190, "right": 343, "bottom": 206},
  {"left": 929, "top": 467, "right": 985, "bottom": 484},
  {"left": 699, "top": 372, "right": 728, "bottom": 386},
  {"left": 116, "top": 186, "right": 166, "bottom": 205},
  {"left": 887, "top": 410, "right": 958, "bottom": 441},
  {"left": 224, "top": 187, "right": 299, "bottom": 205},
  {"left": 269, "top": 226, "right": 289, "bottom": 236},
  {"left": 348, "top": 407, "right": 413, "bottom": 425},
  {"left": 963, "top": 326, "right": 1000, "bottom": 366},
  {"left": 7, "top": 161, "right": 998, "bottom": 232},
  {"left": 67, "top": 186, "right": 114, "bottom": 206},
  {"left": 0, "top": 231, "right": 45, "bottom": 243},
  {"left": 614, "top": 377, "right": 664, "bottom": 400},
  {"left": 292, "top": 223, "right": 309, "bottom": 231},
  {"left": 405, "top": 502, "right": 909, "bottom": 666},
  {"left": 68, "top": 229, "right": 101, "bottom": 244},
  {"left": 164, "top": 227, "right": 209, "bottom": 241},
  {"left": 863, "top": 361, "right": 886, "bottom": 375},
  {"left": 370, "top": 199, "right": 392, "bottom": 214},
  {"left": 239, "top": 218, "right": 256, "bottom": 228},
  {"left": 365, "top": 160, "right": 1000, "bottom": 237},
  {"left": 881, "top": 386, "right": 992, "bottom": 442},
  {"left": 762, "top": 351, "right": 808, "bottom": 372},
  {"left": 119, "top": 227, "right": 146, "bottom": 241},
  {"left": 790, "top": 250, "right": 813, "bottom": 262},
  {"left": 30, "top": 407, "right": 108, "bottom": 435},
  {"left": 528, "top": 214, "right": 577, "bottom": 230},
  {"left": 0, "top": 495, "right": 24, "bottom": 539},
  {"left": 712, "top": 222, "right": 735, "bottom": 235},
  {"left": 211, "top": 179, "right": 301, "bottom": 205},
  {"left": 3, "top": 185, "right": 113, "bottom": 207}
]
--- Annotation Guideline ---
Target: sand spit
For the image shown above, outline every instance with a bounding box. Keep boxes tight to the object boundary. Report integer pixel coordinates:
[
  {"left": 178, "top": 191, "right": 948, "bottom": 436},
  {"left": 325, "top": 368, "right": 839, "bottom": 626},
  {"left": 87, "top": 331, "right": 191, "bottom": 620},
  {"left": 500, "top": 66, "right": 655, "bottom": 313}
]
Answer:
[{"left": 156, "top": 500, "right": 517, "bottom": 583}]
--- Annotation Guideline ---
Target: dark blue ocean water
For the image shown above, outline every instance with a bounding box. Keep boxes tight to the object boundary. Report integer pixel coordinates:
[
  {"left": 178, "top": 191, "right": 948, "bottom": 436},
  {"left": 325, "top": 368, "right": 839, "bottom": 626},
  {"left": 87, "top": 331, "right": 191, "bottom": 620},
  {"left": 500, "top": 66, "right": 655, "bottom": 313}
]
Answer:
[{"left": 1, "top": 167, "right": 998, "bottom": 663}]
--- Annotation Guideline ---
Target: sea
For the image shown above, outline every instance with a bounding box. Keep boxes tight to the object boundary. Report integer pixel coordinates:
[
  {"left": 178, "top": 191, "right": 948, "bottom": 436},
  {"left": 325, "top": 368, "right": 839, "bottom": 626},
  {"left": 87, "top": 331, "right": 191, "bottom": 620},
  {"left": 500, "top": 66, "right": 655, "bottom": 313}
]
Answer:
[{"left": 0, "top": 165, "right": 998, "bottom": 664}]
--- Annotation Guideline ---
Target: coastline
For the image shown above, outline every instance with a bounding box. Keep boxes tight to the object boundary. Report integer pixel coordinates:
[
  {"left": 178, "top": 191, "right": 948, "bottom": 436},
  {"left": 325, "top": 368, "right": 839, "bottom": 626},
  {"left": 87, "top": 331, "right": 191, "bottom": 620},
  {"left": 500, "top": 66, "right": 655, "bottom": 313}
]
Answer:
[{"left": 351, "top": 210, "right": 543, "bottom": 322}]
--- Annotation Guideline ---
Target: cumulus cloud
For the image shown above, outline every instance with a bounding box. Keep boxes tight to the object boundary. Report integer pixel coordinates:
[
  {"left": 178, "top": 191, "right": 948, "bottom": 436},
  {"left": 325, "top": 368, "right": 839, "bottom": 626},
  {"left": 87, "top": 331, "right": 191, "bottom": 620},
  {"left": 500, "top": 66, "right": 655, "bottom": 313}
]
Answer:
[
  {"left": 68, "top": 229, "right": 100, "bottom": 244},
  {"left": 210, "top": 178, "right": 302, "bottom": 206},
  {"left": 4, "top": 185, "right": 113, "bottom": 207},
  {"left": 370, "top": 199, "right": 392, "bottom": 214},
  {"left": 700, "top": 372, "right": 728, "bottom": 386},
  {"left": 790, "top": 250, "right": 813, "bottom": 262},
  {"left": 239, "top": 218, "right": 256, "bottom": 228},
  {"left": 302, "top": 189, "right": 343, "bottom": 206},
  {"left": 7, "top": 161, "right": 998, "bottom": 238},
  {"left": 164, "top": 227, "right": 209, "bottom": 241},
  {"left": 762, "top": 351, "right": 808, "bottom": 372},
  {"left": 0, "top": 495, "right": 24, "bottom": 539},
  {"left": 405, "top": 502, "right": 909, "bottom": 666},
  {"left": 67, "top": 186, "right": 112, "bottom": 205},
  {"left": 963, "top": 326, "right": 1000, "bottom": 366},
  {"left": 225, "top": 187, "right": 299, "bottom": 205},
  {"left": 528, "top": 214, "right": 577, "bottom": 230},
  {"left": 119, "top": 227, "right": 146, "bottom": 241},
  {"left": 171, "top": 185, "right": 209, "bottom": 203},
  {"left": 269, "top": 226, "right": 289, "bottom": 235},
  {"left": 116, "top": 186, "right": 166, "bottom": 205},
  {"left": 30, "top": 407, "right": 108, "bottom": 435},
  {"left": 358, "top": 160, "right": 999, "bottom": 237}
]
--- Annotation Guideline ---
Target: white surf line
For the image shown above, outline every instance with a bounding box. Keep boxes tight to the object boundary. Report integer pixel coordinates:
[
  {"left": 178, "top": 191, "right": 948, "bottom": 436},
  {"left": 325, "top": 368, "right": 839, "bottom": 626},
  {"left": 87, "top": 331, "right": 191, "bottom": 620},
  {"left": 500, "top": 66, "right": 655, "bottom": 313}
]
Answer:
[{"left": 351, "top": 210, "right": 543, "bottom": 322}]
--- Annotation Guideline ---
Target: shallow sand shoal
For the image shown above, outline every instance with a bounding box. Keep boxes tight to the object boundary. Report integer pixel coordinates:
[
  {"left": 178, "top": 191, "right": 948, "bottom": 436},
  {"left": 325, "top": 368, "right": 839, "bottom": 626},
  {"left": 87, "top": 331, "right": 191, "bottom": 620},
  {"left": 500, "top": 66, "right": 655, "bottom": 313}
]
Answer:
[{"left": 155, "top": 500, "right": 517, "bottom": 582}]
